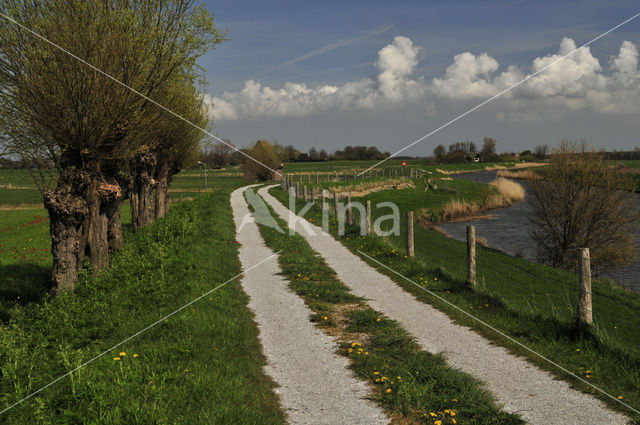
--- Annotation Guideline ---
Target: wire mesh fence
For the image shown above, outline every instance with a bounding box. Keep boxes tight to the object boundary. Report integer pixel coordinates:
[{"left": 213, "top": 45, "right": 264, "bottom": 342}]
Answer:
[{"left": 274, "top": 168, "right": 640, "bottom": 411}]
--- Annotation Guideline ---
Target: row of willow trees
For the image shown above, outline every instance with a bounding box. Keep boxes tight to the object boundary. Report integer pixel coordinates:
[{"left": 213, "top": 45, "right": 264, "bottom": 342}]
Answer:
[{"left": 0, "top": 0, "right": 226, "bottom": 292}]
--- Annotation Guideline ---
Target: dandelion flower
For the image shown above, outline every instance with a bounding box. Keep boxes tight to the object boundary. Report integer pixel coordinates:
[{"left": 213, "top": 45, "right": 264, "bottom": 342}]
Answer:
[
  {"left": 618, "top": 396, "right": 623, "bottom": 400},
  {"left": 133, "top": 354, "right": 139, "bottom": 358},
  {"left": 119, "top": 352, "right": 126, "bottom": 356},
  {"left": 434, "top": 421, "right": 442, "bottom": 425},
  {"left": 113, "top": 357, "right": 121, "bottom": 361},
  {"left": 373, "top": 371, "right": 379, "bottom": 375},
  {"left": 429, "top": 412, "right": 437, "bottom": 417},
  {"left": 376, "top": 317, "right": 381, "bottom": 322},
  {"left": 385, "top": 388, "right": 391, "bottom": 393}
]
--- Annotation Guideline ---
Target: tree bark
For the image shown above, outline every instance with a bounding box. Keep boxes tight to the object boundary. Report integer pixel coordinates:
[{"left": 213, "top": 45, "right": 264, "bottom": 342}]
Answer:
[
  {"left": 43, "top": 167, "right": 88, "bottom": 293},
  {"left": 155, "top": 159, "right": 170, "bottom": 219},
  {"left": 105, "top": 196, "right": 124, "bottom": 252},
  {"left": 131, "top": 153, "right": 156, "bottom": 230},
  {"left": 87, "top": 185, "right": 109, "bottom": 274}
]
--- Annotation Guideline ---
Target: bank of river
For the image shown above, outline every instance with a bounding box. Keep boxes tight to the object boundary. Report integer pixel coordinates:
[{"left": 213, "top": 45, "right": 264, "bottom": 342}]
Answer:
[{"left": 438, "top": 170, "right": 640, "bottom": 292}]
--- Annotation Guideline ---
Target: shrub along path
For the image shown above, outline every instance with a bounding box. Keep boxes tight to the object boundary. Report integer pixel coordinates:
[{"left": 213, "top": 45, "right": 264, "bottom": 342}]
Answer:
[
  {"left": 258, "top": 185, "right": 629, "bottom": 425},
  {"left": 230, "top": 186, "right": 388, "bottom": 425}
]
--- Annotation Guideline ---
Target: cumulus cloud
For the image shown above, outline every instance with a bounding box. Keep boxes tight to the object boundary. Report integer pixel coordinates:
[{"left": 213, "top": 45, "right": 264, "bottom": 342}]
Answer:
[
  {"left": 208, "top": 36, "right": 423, "bottom": 120},
  {"left": 432, "top": 37, "right": 640, "bottom": 116},
  {"left": 208, "top": 36, "right": 640, "bottom": 121}
]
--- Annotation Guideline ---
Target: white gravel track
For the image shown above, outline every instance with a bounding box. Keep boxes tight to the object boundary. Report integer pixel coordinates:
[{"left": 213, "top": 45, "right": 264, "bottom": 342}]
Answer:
[
  {"left": 231, "top": 186, "right": 388, "bottom": 425},
  {"left": 259, "top": 185, "right": 630, "bottom": 425}
]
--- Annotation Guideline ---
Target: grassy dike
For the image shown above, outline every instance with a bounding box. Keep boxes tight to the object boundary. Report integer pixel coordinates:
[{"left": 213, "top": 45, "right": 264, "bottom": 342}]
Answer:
[
  {"left": 0, "top": 182, "right": 286, "bottom": 424},
  {"left": 269, "top": 185, "right": 640, "bottom": 422},
  {"left": 250, "top": 189, "right": 523, "bottom": 425}
]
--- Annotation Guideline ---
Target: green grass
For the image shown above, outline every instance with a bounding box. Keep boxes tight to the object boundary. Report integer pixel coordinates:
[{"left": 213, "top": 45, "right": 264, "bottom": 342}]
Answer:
[
  {"left": 0, "top": 169, "right": 235, "bottom": 315},
  {"left": 0, "top": 179, "right": 286, "bottom": 424},
  {"left": 269, "top": 184, "right": 640, "bottom": 421},
  {"left": 252, "top": 190, "right": 523, "bottom": 424}
]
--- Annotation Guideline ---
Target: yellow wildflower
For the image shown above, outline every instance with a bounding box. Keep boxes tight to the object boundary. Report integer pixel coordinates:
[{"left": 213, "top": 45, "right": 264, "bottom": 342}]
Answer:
[
  {"left": 119, "top": 352, "right": 126, "bottom": 356},
  {"left": 113, "top": 357, "right": 121, "bottom": 361}
]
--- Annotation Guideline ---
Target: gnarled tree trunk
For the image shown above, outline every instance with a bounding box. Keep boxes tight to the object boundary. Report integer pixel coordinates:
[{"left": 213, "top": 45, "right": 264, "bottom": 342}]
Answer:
[
  {"left": 86, "top": 181, "right": 109, "bottom": 274},
  {"left": 155, "top": 159, "right": 169, "bottom": 219},
  {"left": 131, "top": 153, "right": 156, "bottom": 231},
  {"left": 106, "top": 196, "right": 125, "bottom": 252},
  {"left": 44, "top": 166, "right": 88, "bottom": 293}
]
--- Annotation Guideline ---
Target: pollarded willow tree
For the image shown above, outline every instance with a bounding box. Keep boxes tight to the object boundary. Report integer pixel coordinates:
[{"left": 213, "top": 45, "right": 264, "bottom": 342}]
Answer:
[
  {"left": 0, "top": 0, "right": 225, "bottom": 292},
  {"left": 130, "top": 71, "right": 206, "bottom": 228}
]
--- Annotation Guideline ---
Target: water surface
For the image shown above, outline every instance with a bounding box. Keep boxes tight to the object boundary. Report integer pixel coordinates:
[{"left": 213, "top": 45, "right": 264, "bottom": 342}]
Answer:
[{"left": 438, "top": 170, "right": 640, "bottom": 292}]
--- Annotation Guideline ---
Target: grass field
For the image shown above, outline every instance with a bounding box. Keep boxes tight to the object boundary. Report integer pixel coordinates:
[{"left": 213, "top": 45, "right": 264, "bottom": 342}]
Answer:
[
  {"left": 0, "top": 176, "right": 289, "bottom": 424},
  {"left": 0, "top": 169, "right": 241, "bottom": 328},
  {"left": 269, "top": 179, "right": 640, "bottom": 420},
  {"left": 253, "top": 190, "right": 523, "bottom": 424}
]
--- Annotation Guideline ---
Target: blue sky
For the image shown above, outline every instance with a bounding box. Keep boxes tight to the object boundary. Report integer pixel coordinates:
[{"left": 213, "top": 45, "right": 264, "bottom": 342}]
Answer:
[{"left": 198, "top": 0, "right": 640, "bottom": 155}]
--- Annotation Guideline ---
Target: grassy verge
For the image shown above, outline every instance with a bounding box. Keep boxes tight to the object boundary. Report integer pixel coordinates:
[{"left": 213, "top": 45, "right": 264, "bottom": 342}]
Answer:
[
  {"left": 269, "top": 186, "right": 640, "bottom": 422},
  {"left": 0, "top": 181, "right": 286, "bottom": 424},
  {"left": 252, "top": 188, "right": 523, "bottom": 425}
]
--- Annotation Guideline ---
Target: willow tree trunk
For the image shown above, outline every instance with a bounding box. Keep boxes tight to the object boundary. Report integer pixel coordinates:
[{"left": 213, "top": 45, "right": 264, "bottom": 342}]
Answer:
[
  {"left": 131, "top": 153, "right": 156, "bottom": 231},
  {"left": 86, "top": 186, "right": 109, "bottom": 274},
  {"left": 43, "top": 167, "right": 88, "bottom": 293},
  {"left": 155, "top": 160, "right": 169, "bottom": 219},
  {"left": 106, "top": 197, "right": 124, "bottom": 252}
]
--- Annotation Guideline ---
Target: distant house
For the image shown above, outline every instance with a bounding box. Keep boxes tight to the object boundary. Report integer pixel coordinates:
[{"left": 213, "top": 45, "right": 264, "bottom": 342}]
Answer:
[{"left": 473, "top": 153, "right": 482, "bottom": 163}]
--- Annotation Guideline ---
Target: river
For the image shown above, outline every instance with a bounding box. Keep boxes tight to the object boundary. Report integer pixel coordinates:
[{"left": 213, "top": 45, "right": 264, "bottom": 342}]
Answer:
[{"left": 438, "top": 170, "right": 640, "bottom": 292}]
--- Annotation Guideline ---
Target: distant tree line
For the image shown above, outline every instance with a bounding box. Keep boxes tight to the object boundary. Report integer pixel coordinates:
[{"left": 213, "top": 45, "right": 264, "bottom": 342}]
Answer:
[
  {"left": 432, "top": 138, "right": 553, "bottom": 164},
  {"left": 604, "top": 148, "right": 640, "bottom": 161},
  {"left": 199, "top": 141, "right": 390, "bottom": 167}
]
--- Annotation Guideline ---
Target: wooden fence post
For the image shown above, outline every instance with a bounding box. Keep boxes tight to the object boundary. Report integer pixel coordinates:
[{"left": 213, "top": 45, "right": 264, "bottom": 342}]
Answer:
[
  {"left": 346, "top": 196, "right": 353, "bottom": 225},
  {"left": 303, "top": 186, "right": 308, "bottom": 202},
  {"left": 296, "top": 182, "right": 300, "bottom": 198},
  {"left": 311, "top": 187, "right": 316, "bottom": 202},
  {"left": 366, "top": 200, "right": 372, "bottom": 235},
  {"left": 334, "top": 193, "right": 339, "bottom": 216},
  {"left": 578, "top": 248, "right": 593, "bottom": 325},
  {"left": 467, "top": 225, "right": 476, "bottom": 284},
  {"left": 406, "top": 211, "right": 414, "bottom": 257}
]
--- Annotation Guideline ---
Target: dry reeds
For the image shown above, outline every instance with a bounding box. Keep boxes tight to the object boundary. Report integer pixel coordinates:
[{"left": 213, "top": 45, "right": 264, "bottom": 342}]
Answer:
[
  {"left": 490, "top": 177, "right": 525, "bottom": 202},
  {"left": 484, "top": 165, "right": 508, "bottom": 171},
  {"left": 496, "top": 169, "right": 535, "bottom": 180},
  {"left": 441, "top": 200, "right": 481, "bottom": 221},
  {"left": 514, "top": 162, "right": 546, "bottom": 168}
]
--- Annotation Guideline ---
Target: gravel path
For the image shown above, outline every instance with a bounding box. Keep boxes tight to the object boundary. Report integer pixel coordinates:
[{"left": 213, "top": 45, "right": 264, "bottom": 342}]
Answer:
[
  {"left": 259, "top": 185, "right": 630, "bottom": 425},
  {"left": 231, "top": 187, "right": 388, "bottom": 425}
]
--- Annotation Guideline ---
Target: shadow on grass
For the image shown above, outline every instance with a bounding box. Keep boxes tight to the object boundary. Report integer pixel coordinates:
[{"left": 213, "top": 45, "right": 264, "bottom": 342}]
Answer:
[{"left": 0, "top": 264, "right": 52, "bottom": 322}]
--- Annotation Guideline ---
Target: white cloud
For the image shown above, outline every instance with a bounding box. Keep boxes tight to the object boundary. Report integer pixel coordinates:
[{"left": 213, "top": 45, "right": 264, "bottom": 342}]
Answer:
[
  {"left": 208, "top": 36, "right": 640, "bottom": 121},
  {"left": 208, "top": 36, "right": 422, "bottom": 120}
]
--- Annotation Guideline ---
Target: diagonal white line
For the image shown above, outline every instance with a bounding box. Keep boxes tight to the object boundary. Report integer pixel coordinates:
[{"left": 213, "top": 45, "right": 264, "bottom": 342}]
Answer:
[
  {"left": 0, "top": 11, "right": 282, "bottom": 177},
  {"left": 0, "top": 250, "right": 282, "bottom": 416},
  {"left": 357, "top": 249, "right": 640, "bottom": 415},
  {"left": 358, "top": 11, "right": 640, "bottom": 175}
]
